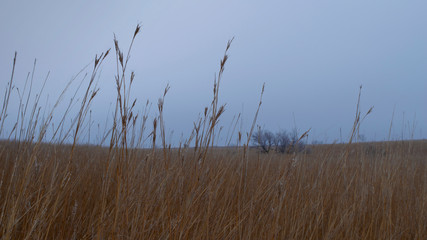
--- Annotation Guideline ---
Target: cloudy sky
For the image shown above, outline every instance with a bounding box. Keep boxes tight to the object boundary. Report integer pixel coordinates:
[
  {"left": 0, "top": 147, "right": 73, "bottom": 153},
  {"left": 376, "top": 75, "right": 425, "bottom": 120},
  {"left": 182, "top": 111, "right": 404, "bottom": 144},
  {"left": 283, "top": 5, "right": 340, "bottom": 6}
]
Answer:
[{"left": 1, "top": 0, "right": 426, "bottom": 144}]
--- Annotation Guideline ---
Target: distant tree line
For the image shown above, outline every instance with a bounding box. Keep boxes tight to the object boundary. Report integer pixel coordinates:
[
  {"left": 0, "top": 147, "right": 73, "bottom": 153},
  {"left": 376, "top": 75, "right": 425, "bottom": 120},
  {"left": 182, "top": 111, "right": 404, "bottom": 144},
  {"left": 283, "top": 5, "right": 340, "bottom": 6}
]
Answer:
[{"left": 251, "top": 127, "right": 307, "bottom": 154}]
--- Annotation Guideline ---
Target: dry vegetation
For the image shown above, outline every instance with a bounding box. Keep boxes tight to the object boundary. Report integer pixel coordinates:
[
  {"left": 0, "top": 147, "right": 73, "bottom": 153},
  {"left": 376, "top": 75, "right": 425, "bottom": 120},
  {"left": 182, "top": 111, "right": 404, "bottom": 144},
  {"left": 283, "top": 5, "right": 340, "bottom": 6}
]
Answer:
[{"left": 0, "top": 25, "right": 426, "bottom": 239}]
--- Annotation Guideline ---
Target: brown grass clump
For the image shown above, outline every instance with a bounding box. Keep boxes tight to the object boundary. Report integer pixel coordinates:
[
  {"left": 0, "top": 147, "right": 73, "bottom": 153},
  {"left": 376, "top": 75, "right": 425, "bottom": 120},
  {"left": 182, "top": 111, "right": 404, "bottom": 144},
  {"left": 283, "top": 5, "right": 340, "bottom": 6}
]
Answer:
[{"left": 0, "top": 25, "right": 426, "bottom": 239}]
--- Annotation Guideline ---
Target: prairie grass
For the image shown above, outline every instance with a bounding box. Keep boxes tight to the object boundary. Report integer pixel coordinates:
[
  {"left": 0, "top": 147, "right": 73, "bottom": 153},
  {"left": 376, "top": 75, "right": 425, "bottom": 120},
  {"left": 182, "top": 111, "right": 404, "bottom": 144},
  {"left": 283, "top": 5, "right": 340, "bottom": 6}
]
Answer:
[{"left": 0, "top": 25, "right": 426, "bottom": 239}]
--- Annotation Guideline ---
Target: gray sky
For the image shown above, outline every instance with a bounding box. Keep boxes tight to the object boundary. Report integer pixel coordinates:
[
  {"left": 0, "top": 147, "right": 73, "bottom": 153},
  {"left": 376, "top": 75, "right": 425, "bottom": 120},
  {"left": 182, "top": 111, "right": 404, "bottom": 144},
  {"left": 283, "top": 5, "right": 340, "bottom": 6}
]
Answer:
[{"left": 1, "top": 0, "right": 426, "bottom": 144}]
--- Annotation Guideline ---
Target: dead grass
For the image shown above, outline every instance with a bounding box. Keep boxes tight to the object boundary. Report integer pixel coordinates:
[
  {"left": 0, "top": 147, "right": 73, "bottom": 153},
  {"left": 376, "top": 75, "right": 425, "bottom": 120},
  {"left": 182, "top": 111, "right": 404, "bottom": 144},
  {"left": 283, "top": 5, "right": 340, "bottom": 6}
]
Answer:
[{"left": 0, "top": 25, "right": 426, "bottom": 239}]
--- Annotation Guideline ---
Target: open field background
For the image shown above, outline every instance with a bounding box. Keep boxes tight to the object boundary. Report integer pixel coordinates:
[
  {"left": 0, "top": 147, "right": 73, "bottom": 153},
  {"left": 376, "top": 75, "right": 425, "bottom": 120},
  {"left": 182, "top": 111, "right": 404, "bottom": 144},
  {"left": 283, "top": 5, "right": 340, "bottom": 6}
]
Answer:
[
  {"left": 0, "top": 26, "right": 426, "bottom": 239},
  {"left": 0, "top": 140, "right": 426, "bottom": 239}
]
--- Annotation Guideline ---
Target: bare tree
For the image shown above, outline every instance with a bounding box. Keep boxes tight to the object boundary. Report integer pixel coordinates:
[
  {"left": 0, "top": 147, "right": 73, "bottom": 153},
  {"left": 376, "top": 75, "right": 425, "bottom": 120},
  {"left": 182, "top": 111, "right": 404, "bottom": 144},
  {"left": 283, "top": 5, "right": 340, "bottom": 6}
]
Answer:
[
  {"left": 274, "top": 130, "right": 290, "bottom": 153},
  {"left": 251, "top": 127, "right": 274, "bottom": 153},
  {"left": 252, "top": 127, "right": 307, "bottom": 154}
]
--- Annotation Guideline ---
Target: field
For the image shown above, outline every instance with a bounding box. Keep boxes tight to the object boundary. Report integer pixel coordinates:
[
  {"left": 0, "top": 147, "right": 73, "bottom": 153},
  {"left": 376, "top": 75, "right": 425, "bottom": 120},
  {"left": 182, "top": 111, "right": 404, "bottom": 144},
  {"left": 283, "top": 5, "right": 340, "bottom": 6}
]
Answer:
[
  {"left": 1, "top": 26, "right": 426, "bottom": 239},
  {"left": 0, "top": 140, "right": 426, "bottom": 239}
]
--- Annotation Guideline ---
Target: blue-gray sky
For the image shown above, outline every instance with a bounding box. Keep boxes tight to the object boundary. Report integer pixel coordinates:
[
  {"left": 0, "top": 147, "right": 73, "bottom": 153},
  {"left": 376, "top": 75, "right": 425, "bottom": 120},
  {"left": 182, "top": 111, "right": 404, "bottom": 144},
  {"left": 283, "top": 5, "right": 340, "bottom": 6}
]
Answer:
[{"left": 1, "top": 0, "right": 426, "bottom": 144}]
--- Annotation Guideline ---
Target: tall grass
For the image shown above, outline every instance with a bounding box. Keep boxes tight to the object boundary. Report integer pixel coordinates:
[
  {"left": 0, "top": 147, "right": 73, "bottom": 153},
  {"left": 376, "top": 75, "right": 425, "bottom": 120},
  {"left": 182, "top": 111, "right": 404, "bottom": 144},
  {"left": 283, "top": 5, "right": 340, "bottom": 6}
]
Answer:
[{"left": 0, "top": 25, "right": 426, "bottom": 239}]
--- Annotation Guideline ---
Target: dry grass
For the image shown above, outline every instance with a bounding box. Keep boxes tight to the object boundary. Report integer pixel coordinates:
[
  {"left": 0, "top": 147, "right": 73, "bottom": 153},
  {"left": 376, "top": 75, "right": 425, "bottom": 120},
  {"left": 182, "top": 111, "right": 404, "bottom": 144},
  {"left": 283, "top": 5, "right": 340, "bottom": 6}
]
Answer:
[
  {"left": 0, "top": 25, "right": 426, "bottom": 239},
  {"left": 0, "top": 141, "right": 425, "bottom": 239}
]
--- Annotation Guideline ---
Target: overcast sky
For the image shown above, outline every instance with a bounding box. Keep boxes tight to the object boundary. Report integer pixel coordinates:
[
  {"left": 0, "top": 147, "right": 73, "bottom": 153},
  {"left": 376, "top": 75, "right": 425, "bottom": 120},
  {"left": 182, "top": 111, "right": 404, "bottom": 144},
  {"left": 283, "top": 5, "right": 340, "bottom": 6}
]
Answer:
[{"left": 1, "top": 0, "right": 426, "bottom": 145}]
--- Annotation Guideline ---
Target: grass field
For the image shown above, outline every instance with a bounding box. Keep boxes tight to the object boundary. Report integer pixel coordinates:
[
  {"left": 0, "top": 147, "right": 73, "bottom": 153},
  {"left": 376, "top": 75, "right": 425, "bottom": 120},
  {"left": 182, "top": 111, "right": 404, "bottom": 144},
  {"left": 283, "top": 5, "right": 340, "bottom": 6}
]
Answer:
[
  {"left": 1, "top": 26, "right": 426, "bottom": 239},
  {"left": 1, "top": 140, "right": 426, "bottom": 239}
]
